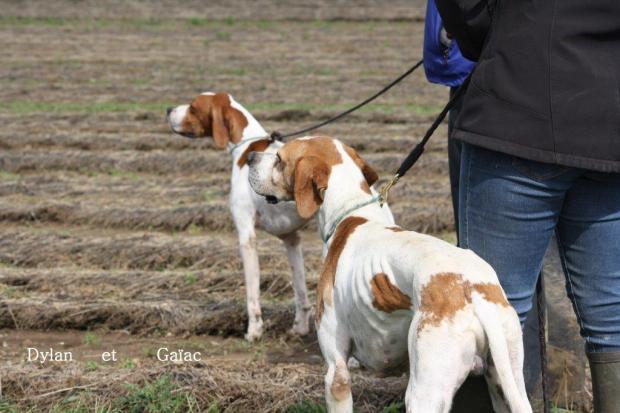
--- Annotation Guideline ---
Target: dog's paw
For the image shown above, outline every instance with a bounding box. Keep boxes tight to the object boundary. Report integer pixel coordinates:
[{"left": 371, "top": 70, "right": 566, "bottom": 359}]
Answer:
[
  {"left": 290, "top": 306, "right": 312, "bottom": 336},
  {"left": 245, "top": 320, "right": 264, "bottom": 342},
  {"left": 289, "top": 323, "right": 310, "bottom": 336},
  {"left": 347, "top": 357, "right": 361, "bottom": 370}
]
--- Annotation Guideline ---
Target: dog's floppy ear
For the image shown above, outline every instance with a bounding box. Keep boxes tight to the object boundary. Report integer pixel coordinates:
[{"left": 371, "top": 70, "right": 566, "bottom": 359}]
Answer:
[
  {"left": 210, "top": 105, "right": 231, "bottom": 149},
  {"left": 294, "top": 156, "right": 329, "bottom": 219},
  {"left": 344, "top": 145, "right": 378, "bottom": 186}
]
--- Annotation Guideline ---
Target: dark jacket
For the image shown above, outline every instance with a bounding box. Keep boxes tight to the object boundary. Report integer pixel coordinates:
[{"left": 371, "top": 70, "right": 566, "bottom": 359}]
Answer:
[{"left": 435, "top": 0, "right": 620, "bottom": 172}]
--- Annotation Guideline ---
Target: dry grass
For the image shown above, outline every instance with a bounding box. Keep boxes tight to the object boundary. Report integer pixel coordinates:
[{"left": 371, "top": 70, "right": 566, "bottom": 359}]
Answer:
[{"left": 0, "top": 0, "right": 591, "bottom": 411}]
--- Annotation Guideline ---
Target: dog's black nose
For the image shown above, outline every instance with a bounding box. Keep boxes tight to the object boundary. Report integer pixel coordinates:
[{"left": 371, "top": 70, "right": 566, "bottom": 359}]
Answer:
[
  {"left": 247, "top": 151, "right": 257, "bottom": 166},
  {"left": 166, "top": 107, "right": 173, "bottom": 116}
]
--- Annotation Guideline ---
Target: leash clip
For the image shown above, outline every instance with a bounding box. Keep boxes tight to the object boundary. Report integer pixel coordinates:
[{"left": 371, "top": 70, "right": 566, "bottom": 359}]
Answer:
[
  {"left": 379, "top": 174, "right": 399, "bottom": 207},
  {"left": 270, "top": 131, "right": 283, "bottom": 142}
]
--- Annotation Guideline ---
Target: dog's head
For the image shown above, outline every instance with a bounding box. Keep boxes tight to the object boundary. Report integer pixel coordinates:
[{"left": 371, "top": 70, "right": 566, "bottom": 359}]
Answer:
[
  {"left": 247, "top": 136, "right": 378, "bottom": 218},
  {"left": 166, "top": 92, "right": 248, "bottom": 149}
]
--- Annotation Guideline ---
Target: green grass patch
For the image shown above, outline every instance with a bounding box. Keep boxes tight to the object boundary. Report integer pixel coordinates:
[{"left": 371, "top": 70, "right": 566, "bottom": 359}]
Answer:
[
  {"left": 114, "top": 375, "right": 198, "bottom": 413},
  {"left": 84, "top": 360, "right": 99, "bottom": 372},
  {"left": 0, "top": 171, "right": 20, "bottom": 180},
  {"left": 107, "top": 169, "right": 141, "bottom": 181},
  {"left": 0, "top": 400, "right": 22, "bottom": 413},
  {"left": 2, "top": 286, "right": 17, "bottom": 298},
  {"left": 83, "top": 331, "right": 102, "bottom": 347},
  {"left": 551, "top": 407, "right": 579, "bottom": 413},
  {"left": 213, "top": 31, "right": 232, "bottom": 41},
  {"left": 120, "top": 358, "right": 137, "bottom": 369},
  {"left": 382, "top": 402, "right": 405, "bottom": 413},
  {"left": 183, "top": 272, "right": 198, "bottom": 285},
  {"left": 287, "top": 400, "right": 327, "bottom": 413}
]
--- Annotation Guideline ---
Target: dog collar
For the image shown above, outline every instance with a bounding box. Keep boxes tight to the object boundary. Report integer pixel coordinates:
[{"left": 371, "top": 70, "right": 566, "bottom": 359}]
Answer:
[
  {"left": 320, "top": 195, "right": 382, "bottom": 244},
  {"left": 227, "top": 134, "right": 270, "bottom": 155}
]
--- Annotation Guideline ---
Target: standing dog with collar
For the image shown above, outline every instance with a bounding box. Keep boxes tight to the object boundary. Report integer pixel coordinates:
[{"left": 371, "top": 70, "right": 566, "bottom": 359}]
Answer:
[
  {"left": 166, "top": 92, "right": 312, "bottom": 341},
  {"left": 247, "top": 136, "right": 531, "bottom": 413}
]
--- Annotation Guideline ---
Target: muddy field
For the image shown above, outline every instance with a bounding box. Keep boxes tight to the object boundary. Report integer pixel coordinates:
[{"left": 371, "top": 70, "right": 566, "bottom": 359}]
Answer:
[{"left": 0, "top": 1, "right": 589, "bottom": 412}]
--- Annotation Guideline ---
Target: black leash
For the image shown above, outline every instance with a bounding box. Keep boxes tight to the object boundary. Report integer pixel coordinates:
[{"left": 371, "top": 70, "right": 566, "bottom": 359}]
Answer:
[
  {"left": 270, "top": 58, "right": 424, "bottom": 142},
  {"left": 537, "top": 273, "right": 551, "bottom": 413},
  {"left": 379, "top": 73, "right": 471, "bottom": 204}
]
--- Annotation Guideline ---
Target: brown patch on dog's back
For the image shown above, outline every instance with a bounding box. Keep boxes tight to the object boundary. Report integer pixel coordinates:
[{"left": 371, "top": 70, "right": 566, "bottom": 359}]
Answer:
[
  {"left": 473, "top": 283, "right": 510, "bottom": 307},
  {"left": 419, "top": 272, "right": 470, "bottom": 330},
  {"left": 418, "top": 272, "right": 510, "bottom": 331},
  {"left": 237, "top": 139, "right": 273, "bottom": 168},
  {"left": 371, "top": 273, "right": 412, "bottom": 313},
  {"left": 316, "top": 216, "right": 367, "bottom": 324}
]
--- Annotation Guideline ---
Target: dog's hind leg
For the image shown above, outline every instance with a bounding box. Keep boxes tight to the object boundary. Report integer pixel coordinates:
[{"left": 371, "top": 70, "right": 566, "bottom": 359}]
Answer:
[
  {"left": 318, "top": 313, "right": 353, "bottom": 413},
  {"left": 280, "top": 231, "right": 311, "bottom": 335},
  {"left": 234, "top": 210, "right": 263, "bottom": 342},
  {"left": 406, "top": 315, "right": 475, "bottom": 413},
  {"left": 484, "top": 359, "right": 511, "bottom": 413}
]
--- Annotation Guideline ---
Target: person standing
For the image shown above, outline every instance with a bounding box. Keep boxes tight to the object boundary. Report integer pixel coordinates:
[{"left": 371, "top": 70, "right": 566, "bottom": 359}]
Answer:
[
  {"left": 435, "top": 0, "right": 620, "bottom": 411},
  {"left": 424, "top": 3, "right": 546, "bottom": 411},
  {"left": 422, "top": 0, "right": 473, "bottom": 236}
]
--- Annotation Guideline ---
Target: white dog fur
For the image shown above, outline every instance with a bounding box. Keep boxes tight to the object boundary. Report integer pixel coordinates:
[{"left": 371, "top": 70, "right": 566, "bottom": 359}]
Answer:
[
  {"left": 167, "top": 92, "right": 312, "bottom": 341},
  {"left": 247, "top": 136, "right": 531, "bottom": 413}
]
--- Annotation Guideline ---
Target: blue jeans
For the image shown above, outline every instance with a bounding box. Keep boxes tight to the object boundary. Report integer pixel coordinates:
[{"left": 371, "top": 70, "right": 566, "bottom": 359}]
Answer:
[{"left": 459, "top": 143, "right": 620, "bottom": 353}]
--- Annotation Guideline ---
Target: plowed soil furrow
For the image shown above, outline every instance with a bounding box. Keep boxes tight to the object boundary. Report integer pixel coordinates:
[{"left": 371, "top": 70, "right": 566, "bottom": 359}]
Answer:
[
  {"left": 0, "top": 0, "right": 424, "bottom": 20},
  {"left": 0, "top": 172, "right": 229, "bottom": 199},
  {"left": 0, "top": 201, "right": 234, "bottom": 232},
  {"left": 0, "top": 148, "right": 448, "bottom": 177},
  {"left": 0, "top": 118, "right": 447, "bottom": 152},
  {"left": 1, "top": 18, "right": 438, "bottom": 111},
  {"left": 0, "top": 178, "right": 452, "bottom": 233},
  {"left": 0, "top": 267, "right": 315, "bottom": 302},
  {"left": 0, "top": 225, "right": 325, "bottom": 270},
  {"left": 0, "top": 297, "right": 297, "bottom": 336}
]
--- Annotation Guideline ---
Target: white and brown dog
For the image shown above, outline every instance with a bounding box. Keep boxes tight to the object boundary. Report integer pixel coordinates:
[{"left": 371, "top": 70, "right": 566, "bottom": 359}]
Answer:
[
  {"left": 166, "top": 92, "right": 311, "bottom": 341},
  {"left": 247, "top": 136, "right": 531, "bottom": 413}
]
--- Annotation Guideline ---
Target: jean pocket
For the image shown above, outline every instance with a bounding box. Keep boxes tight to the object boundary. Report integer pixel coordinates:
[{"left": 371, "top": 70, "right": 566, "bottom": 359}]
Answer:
[{"left": 511, "top": 157, "right": 570, "bottom": 181}]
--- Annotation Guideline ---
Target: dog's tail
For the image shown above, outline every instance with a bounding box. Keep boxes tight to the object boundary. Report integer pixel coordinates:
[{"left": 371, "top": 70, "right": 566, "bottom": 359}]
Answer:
[{"left": 473, "top": 295, "right": 532, "bottom": 413}]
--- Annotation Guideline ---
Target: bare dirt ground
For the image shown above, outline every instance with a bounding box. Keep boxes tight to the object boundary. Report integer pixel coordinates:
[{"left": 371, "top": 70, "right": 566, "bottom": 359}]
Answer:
[{"left": 0, "top": 1, "right": 589, "bottom": 412}]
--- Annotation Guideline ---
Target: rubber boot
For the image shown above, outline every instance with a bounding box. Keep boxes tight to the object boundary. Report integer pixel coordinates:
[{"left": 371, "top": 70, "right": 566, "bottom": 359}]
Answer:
[{"left": 588, "top": 351, "right": 620, "bottom": 413}]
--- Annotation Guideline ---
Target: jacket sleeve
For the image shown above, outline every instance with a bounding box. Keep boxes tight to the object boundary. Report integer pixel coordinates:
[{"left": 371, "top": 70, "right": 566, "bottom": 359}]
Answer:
[{"left": 434, "top": 0, "right": 495, "bottom": 61}]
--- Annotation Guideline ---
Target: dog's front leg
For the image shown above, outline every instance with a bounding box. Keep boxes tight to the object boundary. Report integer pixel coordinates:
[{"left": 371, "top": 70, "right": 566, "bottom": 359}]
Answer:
[
  {"left": 237, "top": 224, "right": 263, "bottom": 342},
  {"left": 280, "top": 231, "right": 311, "bottom": 335}
]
